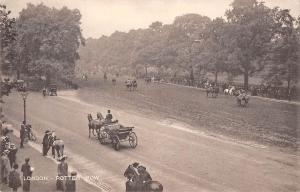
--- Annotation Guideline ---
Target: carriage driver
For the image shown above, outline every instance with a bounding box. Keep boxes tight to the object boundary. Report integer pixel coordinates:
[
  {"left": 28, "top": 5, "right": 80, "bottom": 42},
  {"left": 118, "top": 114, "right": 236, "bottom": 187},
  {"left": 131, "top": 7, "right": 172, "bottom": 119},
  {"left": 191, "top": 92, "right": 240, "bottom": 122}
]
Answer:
[{"left": 105, "top": 110, "right": 113, "bottom": 123}]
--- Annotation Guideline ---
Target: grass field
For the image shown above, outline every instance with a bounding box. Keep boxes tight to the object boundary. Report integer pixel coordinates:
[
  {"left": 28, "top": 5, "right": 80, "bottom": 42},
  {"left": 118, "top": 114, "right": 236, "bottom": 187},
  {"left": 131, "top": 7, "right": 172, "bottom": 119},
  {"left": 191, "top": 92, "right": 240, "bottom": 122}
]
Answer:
[{"left": 76, "top": 78, "right": 299, "bottom": 152}]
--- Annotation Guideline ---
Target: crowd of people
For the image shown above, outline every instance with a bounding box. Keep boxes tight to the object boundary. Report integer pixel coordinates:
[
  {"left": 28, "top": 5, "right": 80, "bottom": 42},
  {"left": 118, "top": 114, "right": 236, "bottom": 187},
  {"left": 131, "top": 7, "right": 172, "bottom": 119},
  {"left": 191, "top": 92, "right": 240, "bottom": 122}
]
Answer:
[
  {"left": 0, "top": 118, "right": 77, "bottom": 192},
  {"left": 0, "top": 119, "right": 33, "bottom": 192}
]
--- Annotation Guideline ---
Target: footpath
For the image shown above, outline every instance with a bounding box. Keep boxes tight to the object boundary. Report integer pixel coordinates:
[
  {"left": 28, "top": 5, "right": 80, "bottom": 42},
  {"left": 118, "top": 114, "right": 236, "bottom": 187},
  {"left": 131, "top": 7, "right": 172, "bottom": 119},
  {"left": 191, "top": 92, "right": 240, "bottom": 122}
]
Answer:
[{"left": 0, "top": 121, "right": 101, "bottom": 192}]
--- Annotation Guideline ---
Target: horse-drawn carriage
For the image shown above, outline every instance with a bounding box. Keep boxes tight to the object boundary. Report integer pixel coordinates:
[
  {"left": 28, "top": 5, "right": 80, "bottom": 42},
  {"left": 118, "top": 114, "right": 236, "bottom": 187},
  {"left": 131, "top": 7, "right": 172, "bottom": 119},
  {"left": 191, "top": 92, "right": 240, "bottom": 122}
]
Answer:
[
  {"left": 48, "top": 84, "right": 57, "bottom": 96},
  {"left": 87, "top": 113, "right": 138, "bottom": 151},
  {"left": 98, "top": 123, "right": 138, "bottom": 151}
]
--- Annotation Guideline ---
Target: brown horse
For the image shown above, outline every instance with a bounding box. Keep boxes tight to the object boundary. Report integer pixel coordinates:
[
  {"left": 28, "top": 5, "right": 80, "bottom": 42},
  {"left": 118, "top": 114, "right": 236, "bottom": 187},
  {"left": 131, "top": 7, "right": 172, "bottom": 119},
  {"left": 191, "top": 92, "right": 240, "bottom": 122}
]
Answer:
[{"left": 87, "top": 113, "right": 104, "bottom": 138}]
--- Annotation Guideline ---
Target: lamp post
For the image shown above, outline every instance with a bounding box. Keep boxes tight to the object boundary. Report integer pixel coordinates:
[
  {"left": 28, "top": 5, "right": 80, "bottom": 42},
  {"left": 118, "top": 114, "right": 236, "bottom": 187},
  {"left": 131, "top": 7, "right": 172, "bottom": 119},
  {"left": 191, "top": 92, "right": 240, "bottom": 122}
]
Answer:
[{"left": 20, "top": 91, "right": 29, "bottom": 124}]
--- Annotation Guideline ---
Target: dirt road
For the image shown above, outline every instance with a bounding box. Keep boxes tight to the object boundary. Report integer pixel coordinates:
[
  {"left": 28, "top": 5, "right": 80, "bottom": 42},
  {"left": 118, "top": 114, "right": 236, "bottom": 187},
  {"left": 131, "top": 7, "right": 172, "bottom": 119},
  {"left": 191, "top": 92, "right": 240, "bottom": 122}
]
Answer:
[{"left": 2, "top": 89, "right": 299, "bottom": 192}]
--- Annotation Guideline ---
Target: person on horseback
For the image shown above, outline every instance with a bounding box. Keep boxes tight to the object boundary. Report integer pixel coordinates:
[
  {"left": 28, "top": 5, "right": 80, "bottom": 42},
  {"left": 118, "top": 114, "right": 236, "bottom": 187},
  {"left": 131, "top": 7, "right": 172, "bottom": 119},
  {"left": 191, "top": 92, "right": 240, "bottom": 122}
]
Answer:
[{"left": 124, "top": 162, "right": 139, "bottom": 180}]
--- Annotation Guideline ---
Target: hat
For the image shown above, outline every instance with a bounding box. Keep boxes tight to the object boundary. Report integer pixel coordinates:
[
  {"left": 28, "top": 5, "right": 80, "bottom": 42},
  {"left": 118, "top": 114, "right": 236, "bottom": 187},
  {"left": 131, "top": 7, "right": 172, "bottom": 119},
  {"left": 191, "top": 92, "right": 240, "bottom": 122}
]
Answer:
[
  {"left": 25, "top": 157, "right": 30, "bottom": 162},
  {"left": 71, "top": 171, "right": 77, "bottom": 176},
  {"left": 132, "top": 162, "right": 139, "bottom": 167},
  {"left": 45, "top": 130, "right": 50, "bottom": 133}
]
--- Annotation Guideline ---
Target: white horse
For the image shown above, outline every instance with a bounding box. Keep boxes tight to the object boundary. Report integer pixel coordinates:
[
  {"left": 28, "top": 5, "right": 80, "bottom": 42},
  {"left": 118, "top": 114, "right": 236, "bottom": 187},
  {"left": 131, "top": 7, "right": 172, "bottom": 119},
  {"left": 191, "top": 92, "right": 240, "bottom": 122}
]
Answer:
[{"left": 224, "top": 86, "right": 236, "bottom": 96}]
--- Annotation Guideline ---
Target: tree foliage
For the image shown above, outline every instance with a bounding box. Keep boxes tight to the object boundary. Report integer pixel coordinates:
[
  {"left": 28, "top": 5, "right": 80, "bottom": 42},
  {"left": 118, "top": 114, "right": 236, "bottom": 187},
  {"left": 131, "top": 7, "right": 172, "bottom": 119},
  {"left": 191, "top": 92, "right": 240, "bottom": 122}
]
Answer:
[
  {"left": 0, "top": 4, "right": 16, "bottom": 74},
  {"left": 10, "top": 3, "right": 84, "bottom": 83}
]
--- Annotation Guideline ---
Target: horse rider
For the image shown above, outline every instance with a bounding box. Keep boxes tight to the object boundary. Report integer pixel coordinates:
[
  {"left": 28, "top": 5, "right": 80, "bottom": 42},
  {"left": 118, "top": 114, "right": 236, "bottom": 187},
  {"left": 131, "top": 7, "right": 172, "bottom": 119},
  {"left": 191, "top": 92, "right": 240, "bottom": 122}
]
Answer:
[
  {"left": 124, "top": 162, "right": 140, "bottom": 191},
  {"left": 124, "top": 162, "right": 139, "bottom": 180},
  {"left": 105, "top": 110, "right": 113, "bottom": 123},
  {"left": 137, "top": 166, "right": 152, "bottom": 188}
]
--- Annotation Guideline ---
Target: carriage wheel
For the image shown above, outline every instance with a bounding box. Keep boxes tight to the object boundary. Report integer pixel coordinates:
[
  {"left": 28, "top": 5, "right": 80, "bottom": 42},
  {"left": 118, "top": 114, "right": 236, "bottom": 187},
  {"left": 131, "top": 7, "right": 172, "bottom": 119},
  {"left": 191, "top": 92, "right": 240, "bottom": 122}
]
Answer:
[
  {"left": 129, "top": 132, "right": 138, "bottom": 148},
  {"left": 112, "top": 137, "right": 120, "bottom": 151}
]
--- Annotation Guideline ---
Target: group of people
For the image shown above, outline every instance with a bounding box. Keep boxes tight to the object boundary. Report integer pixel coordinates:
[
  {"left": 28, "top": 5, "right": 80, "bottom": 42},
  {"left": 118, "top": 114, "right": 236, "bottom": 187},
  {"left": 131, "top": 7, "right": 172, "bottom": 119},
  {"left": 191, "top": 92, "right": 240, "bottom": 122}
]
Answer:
[
  {"left": 42, "top": 130, "right": 64, "bottom": 159},
  {"left": 0, "top": 119, "right": 33, "bottom": 192},
  {"left": 41, "top": 130, "right": 77, "bottom": 191},
  {"left": 124, "top": 162, "right": 160, "bottom": 192}
]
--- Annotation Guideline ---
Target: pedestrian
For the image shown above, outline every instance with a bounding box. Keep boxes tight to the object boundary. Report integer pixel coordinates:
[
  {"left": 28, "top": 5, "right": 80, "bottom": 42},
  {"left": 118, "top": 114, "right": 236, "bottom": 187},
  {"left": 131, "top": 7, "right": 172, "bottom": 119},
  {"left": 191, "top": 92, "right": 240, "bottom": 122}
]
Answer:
[
  {"left": 20, "top": 121, "right": 26, "bottom": 148},
  {"left": 53, "top": 137, "right": 64, "bottom": 159},
  {"left": 21, "top": 158, "right": 33, "bottom": 192},
  {"left": 1, "top": 149, "right": 10, "bottom": 184},
  {"left": 65, "top": 171, "right": 77, "bottom": 192},
  {"left": 57, "top": 155, "right": 68, "bottom": 191},
  {"left": 8, "top": 143, "right": 18, "bottom": 168},
  {"left": 8, "top": 164, "right": 22, "bottom": 192},
  {"left": 42, "top": 130, "right": 50, "bottom": 156}
]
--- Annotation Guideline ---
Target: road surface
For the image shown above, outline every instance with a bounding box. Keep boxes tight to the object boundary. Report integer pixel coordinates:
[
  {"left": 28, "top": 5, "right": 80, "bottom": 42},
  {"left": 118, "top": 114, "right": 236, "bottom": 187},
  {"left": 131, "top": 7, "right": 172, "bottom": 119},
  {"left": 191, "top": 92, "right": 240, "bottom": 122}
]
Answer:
[{"left": 2, "top": 90, "right": 299, "bottom": 192}]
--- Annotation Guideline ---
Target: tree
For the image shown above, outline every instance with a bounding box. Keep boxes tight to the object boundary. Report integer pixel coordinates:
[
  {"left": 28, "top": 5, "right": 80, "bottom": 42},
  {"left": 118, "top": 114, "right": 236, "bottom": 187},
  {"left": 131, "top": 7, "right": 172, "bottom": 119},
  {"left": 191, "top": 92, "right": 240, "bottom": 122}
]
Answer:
[
  {"left": 0, "top": 4, "right": 16, "bottom": 75},
  {"left": 266, "top": 8, "right": 299, "bottom": 93},
  {"left": 226, "top": 0, "right": 275, "bottom": 90},
  {"left": 11, "top": 3, "right": 84, "bottom": 84},
  {"left": 201, "top": 17, "right": 228, "bottom": 84}
]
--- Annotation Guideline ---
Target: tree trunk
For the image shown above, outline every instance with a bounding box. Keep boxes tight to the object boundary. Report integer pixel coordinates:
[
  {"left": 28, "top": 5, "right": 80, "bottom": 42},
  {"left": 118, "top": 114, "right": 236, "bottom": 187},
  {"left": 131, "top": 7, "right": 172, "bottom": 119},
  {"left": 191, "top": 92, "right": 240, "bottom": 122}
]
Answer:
[
  {"left": 244, "top": 72, "right": 249, "bottom": 91},
  {"left": 145, "top": 66, "right": 148, "bottom": 77},
  {"left": 17, "top": 70, "right": 20, "bottom": 79},
  {"left": 214, "top": 71, "right": 218, "bottom": 85}
]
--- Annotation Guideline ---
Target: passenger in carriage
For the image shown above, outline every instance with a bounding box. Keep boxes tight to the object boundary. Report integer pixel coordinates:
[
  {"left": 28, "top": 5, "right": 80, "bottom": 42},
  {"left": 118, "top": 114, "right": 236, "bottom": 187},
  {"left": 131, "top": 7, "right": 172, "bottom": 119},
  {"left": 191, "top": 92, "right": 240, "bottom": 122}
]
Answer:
[{"left": 105, "top": 110, "right": 113, "bottom": 123}]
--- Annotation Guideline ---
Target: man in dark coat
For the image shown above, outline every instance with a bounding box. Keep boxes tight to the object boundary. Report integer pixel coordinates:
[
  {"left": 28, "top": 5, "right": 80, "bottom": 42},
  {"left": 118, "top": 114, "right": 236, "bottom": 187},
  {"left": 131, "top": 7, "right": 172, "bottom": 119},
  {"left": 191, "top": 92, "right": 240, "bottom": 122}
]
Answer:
[
  {"left": 20, "top": 121, "right": 26, "bottom": 148},
  {"left": 42, "top": 130, "right": 50, "bottom": 156},
  {"left": 105, "top": 110, "right": 113, "bottom": 123},
  {"left": 8, "top": 143, "right": 18, "bottom": 168},
  {"left": 65, "top": 171, "right": 77, "bottom": 192},
  {"left": 8, "top": 164, "right": 22, "bottom": 192},
  {"left": 57, "top": 156, "right": 68, "bottom": 191},
  {"left": 21, "top": 158, "right": 32, "bottom": 192}
]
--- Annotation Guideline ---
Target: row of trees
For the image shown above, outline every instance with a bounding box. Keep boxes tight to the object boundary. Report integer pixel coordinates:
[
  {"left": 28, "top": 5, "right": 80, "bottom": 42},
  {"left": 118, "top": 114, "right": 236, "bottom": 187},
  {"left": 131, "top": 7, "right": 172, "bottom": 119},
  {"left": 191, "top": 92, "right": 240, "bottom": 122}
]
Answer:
[
  {"left": 77, "top": 0, "right": 299, "bottom": 90},
  {"left": 1, "top": 3, "right": 85, "bottom": 84}
]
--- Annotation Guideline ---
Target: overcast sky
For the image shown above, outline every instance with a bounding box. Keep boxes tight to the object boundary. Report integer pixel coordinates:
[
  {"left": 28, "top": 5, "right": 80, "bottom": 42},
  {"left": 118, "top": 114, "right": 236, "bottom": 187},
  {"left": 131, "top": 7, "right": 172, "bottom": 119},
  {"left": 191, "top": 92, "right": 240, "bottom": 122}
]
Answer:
[{"left": 2, "top": 0, "right": 299, "bottom": 38}]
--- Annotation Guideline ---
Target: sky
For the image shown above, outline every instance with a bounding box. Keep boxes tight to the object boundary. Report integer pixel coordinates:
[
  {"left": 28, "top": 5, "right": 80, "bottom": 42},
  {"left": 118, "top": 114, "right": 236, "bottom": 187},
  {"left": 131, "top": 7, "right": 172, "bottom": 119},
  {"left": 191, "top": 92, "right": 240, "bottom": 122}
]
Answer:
[{"left": 2, "top": 0, "right": 300, "bottom": 38}]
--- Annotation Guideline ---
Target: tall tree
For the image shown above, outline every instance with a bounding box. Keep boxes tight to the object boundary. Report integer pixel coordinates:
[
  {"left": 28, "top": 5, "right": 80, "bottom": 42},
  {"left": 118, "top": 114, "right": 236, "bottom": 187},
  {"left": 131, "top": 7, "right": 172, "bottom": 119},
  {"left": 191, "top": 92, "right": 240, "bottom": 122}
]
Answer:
[
  {"left": 201, "top": 17, "right": 228, "bottom": 84},
  {"left": 0, "top": 4, "right": 16, "bottom": 75},
  {"left": 12, "top": 3, "right": 84, "bottom": 84},
  {"left": 266, "top": 8, "right": 299, "bottom": 92},
  {"left": 226, "top": 0, "right": 275, "bottom": 90}
]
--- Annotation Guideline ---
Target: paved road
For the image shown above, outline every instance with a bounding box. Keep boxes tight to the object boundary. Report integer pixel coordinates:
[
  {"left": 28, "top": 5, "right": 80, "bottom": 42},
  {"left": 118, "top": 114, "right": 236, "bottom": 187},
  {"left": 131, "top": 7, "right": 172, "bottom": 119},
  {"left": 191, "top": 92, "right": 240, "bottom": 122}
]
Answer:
[{"left": 2, "top": 91, "right": 299, "bottom": 192}]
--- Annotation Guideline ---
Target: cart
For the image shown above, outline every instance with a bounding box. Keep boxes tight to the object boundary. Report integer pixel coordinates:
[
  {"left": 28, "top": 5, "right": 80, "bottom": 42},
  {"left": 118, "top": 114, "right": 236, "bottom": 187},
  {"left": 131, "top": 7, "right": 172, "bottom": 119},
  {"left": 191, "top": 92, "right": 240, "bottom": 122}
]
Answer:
[{"left": 97, "top": 123, "right": 138, "bottom": 151}]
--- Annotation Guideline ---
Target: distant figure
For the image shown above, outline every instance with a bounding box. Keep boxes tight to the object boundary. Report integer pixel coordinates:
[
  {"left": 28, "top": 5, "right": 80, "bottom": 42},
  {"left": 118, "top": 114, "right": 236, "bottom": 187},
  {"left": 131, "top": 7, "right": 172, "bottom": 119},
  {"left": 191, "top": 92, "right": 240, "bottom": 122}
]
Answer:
[
  {"left": 21, "top": 158, "right": 33, "bottom": 192},
  {"left": 57, "top": 156, "right": 68, "bottom": 191},
  {"left": 53, "top": 138, "right": 64, "bottom": 159},
  {"left": 8, "top": 143, "right": 18, "bottom": 168},
  {"left": 8, "top": 164, "right": 22, "bottom": 192},
  {"left": 42, "top": 130, "right": 51, "bottom": 156},
  {"left": 20, "top": 121, "right": 26, "bottom": 148},
  {"left": 1, "top": 149, "right": 10, "bottom": 184}
]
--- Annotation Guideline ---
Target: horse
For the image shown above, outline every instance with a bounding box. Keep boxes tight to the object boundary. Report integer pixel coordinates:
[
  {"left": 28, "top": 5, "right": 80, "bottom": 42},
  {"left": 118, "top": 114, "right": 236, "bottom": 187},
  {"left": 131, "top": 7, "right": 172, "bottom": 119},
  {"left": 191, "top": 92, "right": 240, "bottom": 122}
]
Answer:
[
  {"left": 236, "top": 91, "right": 250, "bottom": 107},
  {"left": 206, "top": 84, "right": 219, "bottom": 98},
  {"left": 125, "top": 79, "right": 137, "bottom": 91},
  {"left": 87, "top": 113, "right": 104, "bottom": 138},
  {"left": 145, "top": 77, "right": 151, "bottom": 84},
  {"left": 224, "top": 86, "right": 236, "bottom": 96}
]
